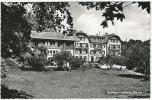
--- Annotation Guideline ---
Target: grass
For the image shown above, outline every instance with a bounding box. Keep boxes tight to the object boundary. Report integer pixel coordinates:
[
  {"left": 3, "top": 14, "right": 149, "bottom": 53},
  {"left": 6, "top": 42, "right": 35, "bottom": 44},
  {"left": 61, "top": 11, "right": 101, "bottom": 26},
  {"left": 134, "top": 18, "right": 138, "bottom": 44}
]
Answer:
[{"left": 1, "top": 67, "right": 150, "bottom": 98}]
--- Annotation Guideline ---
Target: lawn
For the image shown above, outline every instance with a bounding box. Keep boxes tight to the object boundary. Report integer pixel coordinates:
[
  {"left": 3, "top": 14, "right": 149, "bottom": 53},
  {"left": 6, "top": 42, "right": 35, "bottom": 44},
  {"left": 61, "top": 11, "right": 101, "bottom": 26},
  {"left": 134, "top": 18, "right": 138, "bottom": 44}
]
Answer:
[{"left": 1, "top": 67, "right": 150, "bottom": 98}]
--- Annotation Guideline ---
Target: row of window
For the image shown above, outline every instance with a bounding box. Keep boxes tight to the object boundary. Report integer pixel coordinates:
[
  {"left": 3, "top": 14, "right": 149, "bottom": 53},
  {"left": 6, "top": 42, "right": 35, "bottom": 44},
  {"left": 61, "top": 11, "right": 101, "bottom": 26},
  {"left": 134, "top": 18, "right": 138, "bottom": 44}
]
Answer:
[
  {"left": 90, "top": 44, "right": 105, "bottom": 48},
  {"left": 75, "top": 49, "right": 105, "bottom": 55},
  {"left": 35, "top": 41, "right": 73, "bottom": 48},
  {"left": 111, "top": 39, "right": 119, "bottom": 43},
  {"left": 90, "top": 50, "right": 105, "bottom": 55},
  {"left": 75, "top": 56, "right": 87, "bottom": 61},
  {"left": 75, "top": 43, "right": 105, "bottom": 49},
  {"left": 47, "top": 50, "right": 59, "bottom": 56},
  {"left": 79, "top": 37, "right": 119, "bottom": 43},
  {"left": 75, "top": 49, "right": 88, "bottom": 54},
  {"left": 75, "top": 43, "right": 88, "bottom": 48},
  {"left": 90, "top": 38, "right": 105, "bottom": 42},
  {"left": 79, "top": 37, "right": 86, "bottom": 41},
  {"left": 109, "top": 50, "right": 121, "bottom": 56},
  {"left": 109, "top": 45, "right": 120, "bottom": 50}
]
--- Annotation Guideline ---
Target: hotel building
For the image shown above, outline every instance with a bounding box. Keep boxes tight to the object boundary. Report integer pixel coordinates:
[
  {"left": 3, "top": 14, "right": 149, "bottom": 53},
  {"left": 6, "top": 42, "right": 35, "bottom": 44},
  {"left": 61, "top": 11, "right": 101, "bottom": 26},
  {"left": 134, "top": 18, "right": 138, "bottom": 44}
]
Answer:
[{"left": 31, "top": 31, "right": 121, "bottom": 62}]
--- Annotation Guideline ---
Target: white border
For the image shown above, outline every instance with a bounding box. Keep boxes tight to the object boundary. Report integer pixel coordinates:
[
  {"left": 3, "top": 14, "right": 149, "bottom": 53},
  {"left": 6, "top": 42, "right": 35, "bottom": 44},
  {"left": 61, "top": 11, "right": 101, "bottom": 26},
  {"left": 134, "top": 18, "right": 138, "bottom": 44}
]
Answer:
[{"left": 0, "top": 0, "right": 151, "bottom": 100}]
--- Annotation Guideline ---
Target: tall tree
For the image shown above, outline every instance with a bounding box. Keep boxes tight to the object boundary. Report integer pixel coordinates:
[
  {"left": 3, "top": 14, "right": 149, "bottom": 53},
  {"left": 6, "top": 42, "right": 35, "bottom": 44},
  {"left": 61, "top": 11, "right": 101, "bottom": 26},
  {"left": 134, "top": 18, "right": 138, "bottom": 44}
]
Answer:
[{"left": 1, "top": 3, "right": 31, "bottom": 58}]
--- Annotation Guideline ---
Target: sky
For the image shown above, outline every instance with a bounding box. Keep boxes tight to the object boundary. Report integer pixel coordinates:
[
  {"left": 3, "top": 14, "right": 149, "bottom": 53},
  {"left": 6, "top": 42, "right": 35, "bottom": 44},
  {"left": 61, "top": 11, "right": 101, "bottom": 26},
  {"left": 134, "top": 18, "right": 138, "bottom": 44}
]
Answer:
[{"left": 67, "top": 2, "right": 151, "bottom": 41}]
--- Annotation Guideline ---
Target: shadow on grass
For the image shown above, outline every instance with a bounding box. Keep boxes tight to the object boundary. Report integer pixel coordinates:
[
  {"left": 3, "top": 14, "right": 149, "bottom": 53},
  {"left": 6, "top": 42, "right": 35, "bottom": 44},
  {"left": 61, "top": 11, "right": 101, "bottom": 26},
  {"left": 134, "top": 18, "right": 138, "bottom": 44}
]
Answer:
[
  {"left": 128, "top": 95, "right": 150, "bottom": 98},
  {"left": 117, "top": 74, "right": 143, "bottom": 79},
  {"left": 1, "top": 85, "right": 34, "bottom": 99}
]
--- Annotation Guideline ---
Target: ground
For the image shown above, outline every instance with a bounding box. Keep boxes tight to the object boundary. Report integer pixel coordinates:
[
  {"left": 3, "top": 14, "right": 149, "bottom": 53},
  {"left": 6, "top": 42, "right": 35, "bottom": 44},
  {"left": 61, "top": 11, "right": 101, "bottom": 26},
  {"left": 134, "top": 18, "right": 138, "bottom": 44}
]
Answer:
[{"left": 1, "top": 67, "right": 150, "bottom": 98}]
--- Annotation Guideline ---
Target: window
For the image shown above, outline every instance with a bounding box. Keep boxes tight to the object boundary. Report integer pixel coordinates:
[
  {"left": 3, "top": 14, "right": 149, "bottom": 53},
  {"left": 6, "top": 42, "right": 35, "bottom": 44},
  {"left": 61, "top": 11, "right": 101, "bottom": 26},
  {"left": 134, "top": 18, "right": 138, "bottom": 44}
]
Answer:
[
  {"left": 50, "top": 50, "right": 52, "bottom": 54},
  {"left": 90, "top": 50, "right": 94, "bottom": 54},
  {"left": 82, "top": 37, "right": 85, "bottom": 41},
  {"left": 82, "top": 43, "right": 87, "bottom": 48},
  {"left": 90, "top": 44, "right": 94, "bottom": 48},
  {"left": 93, "top": 44, "right": 96, "bottom": 48},
  {"left": 58, "top": 42, "right": 60, "bottom": 47},
  {"left": 53, "top": 51, "right": 55, "bottom": 53},
  {"left": 75, "top": 43, "right": 78, "bottom": 47},
  {"left": 80, "top": 49, "right": 82, "bottom": 54},
  {"left": 80, "top": 37, "right": 85, "bottom": 41},
  {"left": 84, "top": 56, "right": 87, "bottom": 61},
  {"left": 82, "top": 49, "right": 87, "bottom": 54},
  {"left": 95, "top": 57, "right": 100, "bottom": 61},
  {"left": 96, "top": 44, "right": 99, "bottom": 48},
  {"left": 76, "top": 56, "right": 78, "bottom": 59},
  {"left": 80, "top": 56, "right": 82, "bottom": 59},
  {"left": 101, "top": 50, "right": 105, "bottom": 55},
  {"left": 109, "top": 45, "right": 112, "bottom": 49},
  {"left": 101, "top": 44, "right": 105, "bottom": 49},
  {"left": 116, "top": 45, "right": 120, "bottom": 49}
]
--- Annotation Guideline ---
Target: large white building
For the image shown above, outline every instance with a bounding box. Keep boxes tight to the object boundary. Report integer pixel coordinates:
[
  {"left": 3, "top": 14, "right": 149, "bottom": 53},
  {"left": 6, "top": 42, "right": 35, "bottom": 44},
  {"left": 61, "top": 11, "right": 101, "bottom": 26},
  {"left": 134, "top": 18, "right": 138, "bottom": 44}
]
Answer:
[
  {"left": 74, "top": 32, "right": 122, "bottom": 62},
  {"left": 31, "top": 31, "right": 122, "bottom": 62}
]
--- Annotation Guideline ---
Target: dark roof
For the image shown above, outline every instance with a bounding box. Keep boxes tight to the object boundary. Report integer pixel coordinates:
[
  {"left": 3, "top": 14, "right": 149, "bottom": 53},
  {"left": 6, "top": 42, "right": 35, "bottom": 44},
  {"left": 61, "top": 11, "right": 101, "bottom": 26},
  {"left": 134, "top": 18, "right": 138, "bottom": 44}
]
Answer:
[
  {"left": 105, "top": 33, "right": 122, "bottom": 43},
  {"left": 88, "top": 33, "right": 121, "bottom": 43},
  {"left": 30, "top": 31, "right": 80, "bottom": 42}
]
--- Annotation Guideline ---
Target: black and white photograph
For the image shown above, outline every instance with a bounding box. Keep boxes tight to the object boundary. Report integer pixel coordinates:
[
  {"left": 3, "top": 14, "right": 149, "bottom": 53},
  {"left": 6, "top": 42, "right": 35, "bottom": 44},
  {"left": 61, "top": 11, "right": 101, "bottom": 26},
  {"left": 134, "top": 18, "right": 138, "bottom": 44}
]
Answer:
[{"left": 1, "top": 1, "right": 151, "bottom": 99}]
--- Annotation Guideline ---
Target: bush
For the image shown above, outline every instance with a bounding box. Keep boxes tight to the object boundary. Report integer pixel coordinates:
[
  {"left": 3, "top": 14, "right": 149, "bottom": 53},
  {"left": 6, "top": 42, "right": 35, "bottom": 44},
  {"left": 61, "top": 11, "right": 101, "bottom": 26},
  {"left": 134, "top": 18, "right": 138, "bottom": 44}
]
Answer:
[
  {"left": 69, "top": 57, "right": 83, "bottom": 69},
  {"left": 1, "top": 57, "right": 8, "bottom": 78},
  {"left": 53, "top": 51, "right": 72, "bottom": 69},
  {"left": 20, "top": 46, "right": 48, "bottom": 71},
  {"left": 28, "top": 51, "right": 47, "bottom": 71},
  {"left": 53, "top": 51, "right": 83, "bottom": 70}
]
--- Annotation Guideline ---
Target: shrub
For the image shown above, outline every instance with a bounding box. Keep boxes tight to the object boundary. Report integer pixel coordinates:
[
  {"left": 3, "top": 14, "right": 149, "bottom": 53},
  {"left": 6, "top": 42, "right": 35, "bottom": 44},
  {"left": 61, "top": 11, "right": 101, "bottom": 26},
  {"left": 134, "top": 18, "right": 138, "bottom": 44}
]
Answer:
[
  {"left": 1, "top": 57, "right": 8, "bottom": 78},
  {"left": 53, "top": 51, "right": 72, "bottom": 69},
  {"left": 69, "top": 57, "right": 83, "bottom": 69},
  {"left": 53, "top": 51, "right": 83, "bottom": 70},
  {"left": 28, "top": 51, "right": 47, "bottom": 71},
  {"left": 20, "top": 46, "right": 48, "bottom": 71}
]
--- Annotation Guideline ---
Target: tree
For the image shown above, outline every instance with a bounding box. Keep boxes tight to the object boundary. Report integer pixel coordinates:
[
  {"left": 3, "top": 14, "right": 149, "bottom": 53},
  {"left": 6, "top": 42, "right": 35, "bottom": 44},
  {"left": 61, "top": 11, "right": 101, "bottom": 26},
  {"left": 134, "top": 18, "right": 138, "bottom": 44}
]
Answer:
[
  {"left": 1, "top": 57, "right": 8, "bottom": 78},
  {"left": 79, "top": 2, "right": 150, "bottom": 28},
  {"left": 2, "top": 2, "right": 150, "bottom": 59},
  {"left": 1, "top": 3, "right": 31, "bottom": 58},
  {"left": 22, "top": 45, "right": 48, "bottom": 71},
  {"left": 123, "top": 39, "right": 150, "bottom": 79},
  {"left": 1, "top": 2, "right": 73, "bottom": 59},
  {"left": 53, "top": 51, "right": 72, "bottom": 69},
  {"left": 53, "top": 51, "right": 83, "bottom": 70},
  {"left": 32, "top": 2, "right": 73, "bottom": 32}
]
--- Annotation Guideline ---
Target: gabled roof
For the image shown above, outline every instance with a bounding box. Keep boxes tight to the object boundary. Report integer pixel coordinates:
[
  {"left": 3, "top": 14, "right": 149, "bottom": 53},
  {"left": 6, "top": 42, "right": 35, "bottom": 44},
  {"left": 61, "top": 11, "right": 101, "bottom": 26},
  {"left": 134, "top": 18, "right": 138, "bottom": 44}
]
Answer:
[
  {"left": 105, "top": 33, "right": 122, "bottom": 43},
  {"left": 30, "top": 31, "right": 80, "bottom": 42},
  {"left": 88, "top": 33, "right": 121, "bottom": 43}
]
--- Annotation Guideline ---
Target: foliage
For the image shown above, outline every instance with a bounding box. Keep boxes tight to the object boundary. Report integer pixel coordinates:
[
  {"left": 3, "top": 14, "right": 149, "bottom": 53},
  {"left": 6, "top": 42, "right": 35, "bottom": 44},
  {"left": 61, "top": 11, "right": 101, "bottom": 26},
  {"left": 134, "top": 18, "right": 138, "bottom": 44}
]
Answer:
[
  {"left": 69, "top": 57, "right": 84, "bottom": 69},
  {"left": 53, "top": 51, "right": 83, "bottom": 70},
  {"left": 1, "top": 57, "right": 8, "bottom": 78},
  {"left": 20, "top": 46, "right": 47, "bottom": 71},
  {"left": 108, "top": 55, "right": 126, "bottom": 66},
  {"left": 98, "top": 55, "right": 125, "bottom": 68},
  {"left": 28, "top": 52, "right": 47, "bottom": 71},
  {"left": 79, "top": 2, "right": 150, "bottom": 28},
  {"left": 121, "top": 39, "right": 150, "bottom": 79},
  {"left": 53, "top": 51, "right": 72, "bottom": 69},
  {"left": 1, "top": 3, "right": 31, "bottom": 58},
  {"left": 75, "top": 31, "right": 88, "bottom": 37},
  {"left": 1, "top": 2, "right": 73, "bottom": 59},
  {"left": 32, "top": 2, "right": 73, "bottom": 32}
]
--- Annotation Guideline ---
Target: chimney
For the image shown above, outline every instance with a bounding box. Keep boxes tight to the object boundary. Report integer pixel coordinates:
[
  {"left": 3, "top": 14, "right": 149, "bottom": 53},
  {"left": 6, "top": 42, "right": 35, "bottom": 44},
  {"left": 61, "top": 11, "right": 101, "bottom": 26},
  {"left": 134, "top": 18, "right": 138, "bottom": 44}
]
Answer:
[
  {"left": 99, "top": 31, "right": 101, "bottom": 36},
  {"left": 105, "top": 33, "right": 108, "bottom": 35}
]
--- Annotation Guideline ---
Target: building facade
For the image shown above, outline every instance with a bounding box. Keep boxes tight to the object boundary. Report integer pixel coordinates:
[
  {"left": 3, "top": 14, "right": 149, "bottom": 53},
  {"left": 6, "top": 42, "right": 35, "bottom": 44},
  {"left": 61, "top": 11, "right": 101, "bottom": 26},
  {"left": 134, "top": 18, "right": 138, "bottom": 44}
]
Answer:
[
  {"left": 31, "top": 31, "right": 121, "bottom": 62},
  {"left": 30, "top": 31, "right": 79, "bottom": 59}
]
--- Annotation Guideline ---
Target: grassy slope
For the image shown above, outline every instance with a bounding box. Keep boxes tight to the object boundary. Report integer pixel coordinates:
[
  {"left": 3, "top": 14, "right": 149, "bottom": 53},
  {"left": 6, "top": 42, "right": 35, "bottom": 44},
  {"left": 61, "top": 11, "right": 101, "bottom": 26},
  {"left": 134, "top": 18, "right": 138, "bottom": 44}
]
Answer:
[{"left": 2, "top": 68, "right": 150, "bottom": 98}]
